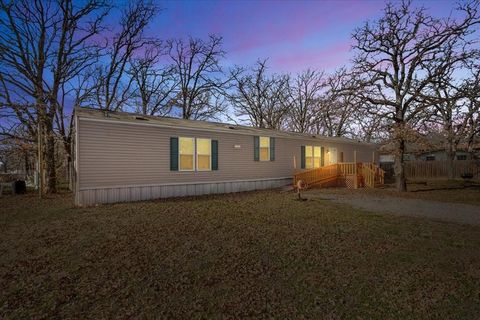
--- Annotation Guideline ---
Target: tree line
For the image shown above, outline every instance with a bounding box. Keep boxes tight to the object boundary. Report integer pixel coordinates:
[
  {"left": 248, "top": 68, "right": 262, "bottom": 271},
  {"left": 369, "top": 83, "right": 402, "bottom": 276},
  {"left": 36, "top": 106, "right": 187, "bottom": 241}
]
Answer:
[{"left": 0, "top": 0, "right": 479, "bottom": 193}]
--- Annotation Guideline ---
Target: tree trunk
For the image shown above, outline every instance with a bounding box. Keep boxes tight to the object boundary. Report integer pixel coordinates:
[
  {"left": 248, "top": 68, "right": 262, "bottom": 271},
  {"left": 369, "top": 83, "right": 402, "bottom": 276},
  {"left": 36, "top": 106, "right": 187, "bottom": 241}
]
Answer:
[
  {"left": 445, "top": 141, "right": 455, "bottom": 180},
  {"left": 68, "top": 157, "right": 73, "bottom": 191},
  {"left": 24, "top": 152, "right": 30, "bottom": 176},
  {"left": 394, "top": 138, "right": 407, "bottom": 192},
  {"left": 44, "top": 117, "right": 57, "bottom": 193},
  {"left": 62, "top": 137, "right": 73, "bottom": 191}
]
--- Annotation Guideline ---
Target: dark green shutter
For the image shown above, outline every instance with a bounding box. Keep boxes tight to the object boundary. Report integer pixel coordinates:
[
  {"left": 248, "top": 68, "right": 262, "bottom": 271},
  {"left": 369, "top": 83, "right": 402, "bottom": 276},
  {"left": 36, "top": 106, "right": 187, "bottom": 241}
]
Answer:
[
  {"left": 170, "top": 137, "right": 179, "bottom": 171},
  {"left": 270, "top": 137, "right": 275, "bottom": 161},
  {"left": 211, "top": 140, "right": 218, "bottom": 170},
  {"left": 301, "top": 146, "right": 305, "bottom": 169},
  {"left": 321, "top": 146, "right": 325, "bottom": 166},
  {"left": 254, "top": 136, "right": 259, "bottom": 161}
]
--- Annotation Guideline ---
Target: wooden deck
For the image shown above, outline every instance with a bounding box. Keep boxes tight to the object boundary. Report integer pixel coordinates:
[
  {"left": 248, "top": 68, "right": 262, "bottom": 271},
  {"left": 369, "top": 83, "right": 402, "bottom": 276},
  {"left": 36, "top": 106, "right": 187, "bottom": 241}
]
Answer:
[{"left": 293, "top": 162, "right": 385, "bottom": 189}]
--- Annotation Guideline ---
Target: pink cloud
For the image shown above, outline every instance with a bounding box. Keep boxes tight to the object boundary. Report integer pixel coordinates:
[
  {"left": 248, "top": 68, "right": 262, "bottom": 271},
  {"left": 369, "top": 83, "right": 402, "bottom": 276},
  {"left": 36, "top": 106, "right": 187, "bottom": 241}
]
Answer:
[{"left": 271, "top": 41, "right": 354, "bottom": 72}]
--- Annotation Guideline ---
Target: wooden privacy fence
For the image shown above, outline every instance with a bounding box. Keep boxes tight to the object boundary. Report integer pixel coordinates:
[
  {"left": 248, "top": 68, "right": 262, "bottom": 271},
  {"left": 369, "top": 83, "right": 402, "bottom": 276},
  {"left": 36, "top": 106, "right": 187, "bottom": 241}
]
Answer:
[{"left": 405, "top": 160, "right": 480, "bottom": 180}]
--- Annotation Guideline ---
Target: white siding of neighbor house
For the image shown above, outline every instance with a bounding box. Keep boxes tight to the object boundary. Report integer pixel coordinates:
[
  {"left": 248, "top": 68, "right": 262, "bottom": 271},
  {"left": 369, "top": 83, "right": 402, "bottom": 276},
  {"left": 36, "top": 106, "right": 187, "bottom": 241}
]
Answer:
[{"left": 75, "top": 117, "right": 376, "bottom": 205}]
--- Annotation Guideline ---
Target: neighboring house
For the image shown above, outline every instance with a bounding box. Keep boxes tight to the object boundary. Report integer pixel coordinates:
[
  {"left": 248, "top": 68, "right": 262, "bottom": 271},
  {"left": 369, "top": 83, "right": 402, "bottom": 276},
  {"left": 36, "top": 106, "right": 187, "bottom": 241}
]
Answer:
[
  {"left": 415, "top": 150, "right": 473, "bottom": 161},
  {"left": 379, "top": 135, "right": 480, "bottom": 164},
  {"left": 73, "top": 108, "right": 377, "bottom": 206},
  {"left": 380, "top": 149, "right": 478, "bottom": 163},
  {"left": 379, "top": 154, "right": 394, "bottom": 163}
]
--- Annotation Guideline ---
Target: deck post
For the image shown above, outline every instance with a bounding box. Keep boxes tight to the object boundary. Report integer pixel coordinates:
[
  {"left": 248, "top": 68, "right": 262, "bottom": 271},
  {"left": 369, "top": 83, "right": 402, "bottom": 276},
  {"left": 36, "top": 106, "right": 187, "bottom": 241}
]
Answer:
[{"left": 354, "top": 150, "right": 358, "bottom": 189}]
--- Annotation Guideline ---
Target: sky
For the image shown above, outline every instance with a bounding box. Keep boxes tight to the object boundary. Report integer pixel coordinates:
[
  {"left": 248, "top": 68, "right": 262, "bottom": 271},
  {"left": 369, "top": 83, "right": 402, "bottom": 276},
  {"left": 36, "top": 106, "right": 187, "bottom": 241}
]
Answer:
[
  {"left": 0, "top": 0, "right": 463, "bottom": 130},
  {"left": 145, "top": 0, "right": 457, "bottom": 73}
]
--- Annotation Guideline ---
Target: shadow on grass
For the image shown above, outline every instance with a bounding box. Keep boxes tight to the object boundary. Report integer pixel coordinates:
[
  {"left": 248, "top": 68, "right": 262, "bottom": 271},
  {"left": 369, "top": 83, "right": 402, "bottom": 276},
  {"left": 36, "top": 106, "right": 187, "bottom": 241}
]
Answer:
[{"left": 408, "top": 180, "right": 480, "bottom": 193}]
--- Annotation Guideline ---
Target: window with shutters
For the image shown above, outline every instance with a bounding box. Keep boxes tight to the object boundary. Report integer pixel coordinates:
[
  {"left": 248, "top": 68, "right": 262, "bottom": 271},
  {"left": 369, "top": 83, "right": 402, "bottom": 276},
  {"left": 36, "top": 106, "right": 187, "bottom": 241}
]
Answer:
[
  {"left": 179, "top": 137, "right": 195, "bottom": 171},
  {"left": 259, "top": 136, "right": 270, "bottom": 161},
  {"left": 197, "top": 138, "right": 211, "bottom": 171}
]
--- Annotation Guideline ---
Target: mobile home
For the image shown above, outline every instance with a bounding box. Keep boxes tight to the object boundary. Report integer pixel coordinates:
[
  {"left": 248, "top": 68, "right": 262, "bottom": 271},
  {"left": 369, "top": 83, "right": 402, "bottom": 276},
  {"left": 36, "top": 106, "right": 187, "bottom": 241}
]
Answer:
[{"left": 74, "top": 108, "right": 377, "bottom": 206}]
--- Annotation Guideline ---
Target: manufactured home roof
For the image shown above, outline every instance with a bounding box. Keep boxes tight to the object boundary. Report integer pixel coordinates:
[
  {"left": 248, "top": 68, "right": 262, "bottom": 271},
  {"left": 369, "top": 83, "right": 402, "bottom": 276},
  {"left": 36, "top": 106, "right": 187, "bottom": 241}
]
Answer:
[{"left": 75, "top": 107, "right": 373, "bottom": 146}]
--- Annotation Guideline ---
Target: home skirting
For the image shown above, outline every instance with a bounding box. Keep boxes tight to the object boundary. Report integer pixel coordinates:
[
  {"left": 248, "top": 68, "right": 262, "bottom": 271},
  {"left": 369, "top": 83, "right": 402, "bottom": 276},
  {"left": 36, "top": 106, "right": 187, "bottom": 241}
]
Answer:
[{"left": 75, "top": 177, "right": 293, "bottom": 206}]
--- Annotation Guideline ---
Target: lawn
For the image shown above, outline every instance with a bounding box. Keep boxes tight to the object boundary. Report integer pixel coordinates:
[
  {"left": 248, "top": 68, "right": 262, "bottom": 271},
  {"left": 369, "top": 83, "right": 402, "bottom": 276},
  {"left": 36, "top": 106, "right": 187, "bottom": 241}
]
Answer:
[
  {"left": 316, "top": 180, "right": 480, "bottom": 206},
  {"left": 1, "top": 190, "right": 480, "bottom": 318}
]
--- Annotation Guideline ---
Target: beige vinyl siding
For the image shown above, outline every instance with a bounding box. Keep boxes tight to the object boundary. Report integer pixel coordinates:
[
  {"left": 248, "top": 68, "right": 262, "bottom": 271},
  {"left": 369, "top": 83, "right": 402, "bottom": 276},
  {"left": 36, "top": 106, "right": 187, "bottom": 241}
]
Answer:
[{"left": 77, "top": 118, "right": 376, "bottom": 190}]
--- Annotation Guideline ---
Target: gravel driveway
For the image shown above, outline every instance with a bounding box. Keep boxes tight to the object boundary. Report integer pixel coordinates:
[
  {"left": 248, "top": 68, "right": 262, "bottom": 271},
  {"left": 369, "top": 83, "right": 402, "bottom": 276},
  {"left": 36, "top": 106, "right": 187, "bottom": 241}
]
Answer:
[{"left": 309, "top": 192, "right": 480, "bottom": 226}]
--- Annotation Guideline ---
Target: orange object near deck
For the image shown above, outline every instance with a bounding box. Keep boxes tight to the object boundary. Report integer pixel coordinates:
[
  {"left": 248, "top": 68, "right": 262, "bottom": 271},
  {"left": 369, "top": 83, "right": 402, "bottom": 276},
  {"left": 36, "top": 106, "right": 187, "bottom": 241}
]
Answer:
[{"left": 293, "top": 162, "right": 385, "bottom": 189}]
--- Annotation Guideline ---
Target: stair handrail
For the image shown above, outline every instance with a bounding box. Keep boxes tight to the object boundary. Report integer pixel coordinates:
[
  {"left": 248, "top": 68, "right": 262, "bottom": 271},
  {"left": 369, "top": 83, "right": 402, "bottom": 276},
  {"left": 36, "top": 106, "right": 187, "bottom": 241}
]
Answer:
[
  {"left": 293, "top": 163, "right": 340, "bottom": 187},
  {"left": 361, "top": 163, "right": 375, "bottom": 188}
]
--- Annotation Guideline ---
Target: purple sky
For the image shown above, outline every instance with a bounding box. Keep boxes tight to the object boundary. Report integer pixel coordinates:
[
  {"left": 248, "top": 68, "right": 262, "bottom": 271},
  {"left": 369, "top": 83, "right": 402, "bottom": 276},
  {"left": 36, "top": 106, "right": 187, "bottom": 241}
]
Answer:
[{"left": 148, "top": 0, "right": 456, "bottom": 73}]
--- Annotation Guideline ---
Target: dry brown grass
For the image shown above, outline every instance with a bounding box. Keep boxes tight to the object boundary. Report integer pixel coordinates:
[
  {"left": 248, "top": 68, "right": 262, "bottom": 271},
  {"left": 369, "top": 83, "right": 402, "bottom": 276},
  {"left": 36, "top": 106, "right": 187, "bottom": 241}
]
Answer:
[
  {"left": 318, "top": 180, "right": 480, "bottom": 205},
  {"left": 1, "top": 190, "right": 480, "bottom": 318}
]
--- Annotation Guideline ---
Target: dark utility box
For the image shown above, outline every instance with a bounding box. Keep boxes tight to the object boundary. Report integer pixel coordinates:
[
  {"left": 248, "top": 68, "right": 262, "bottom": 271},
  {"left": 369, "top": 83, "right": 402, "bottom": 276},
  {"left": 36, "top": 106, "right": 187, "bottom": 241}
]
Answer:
[{"left": 12, "top": 180, "right": 26, "bottom": 194}]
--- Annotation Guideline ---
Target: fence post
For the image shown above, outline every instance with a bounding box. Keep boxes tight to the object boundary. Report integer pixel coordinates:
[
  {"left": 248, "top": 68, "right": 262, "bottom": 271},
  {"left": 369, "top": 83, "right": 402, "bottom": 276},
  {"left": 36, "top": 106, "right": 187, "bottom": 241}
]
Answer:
[{"left": 354, "top": 150, "right": 358, "bottom": 189}]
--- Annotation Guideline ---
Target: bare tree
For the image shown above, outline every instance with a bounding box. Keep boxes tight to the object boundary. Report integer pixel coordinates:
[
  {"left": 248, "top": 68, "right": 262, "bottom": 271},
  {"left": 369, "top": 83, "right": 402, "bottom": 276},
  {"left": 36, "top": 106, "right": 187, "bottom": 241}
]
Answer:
[
  {"left": 351, "top": 0, "right": 480, "bottom": 191},
  {"left": 464, "top": 67, "right": 480, "bottom": 153},
  {"left": 0, "top": 0, "right": 109, "bottom": 193},
  {"left": 285, "top": 69, "right": 325, "bottom": 133},
  {"left": 229, "top": 60, "right": 289, "bottom": 129},
  {"left": 0, "top": 134, "right": 35, "bottom": 175},
  {"left": 129, "top": 46, "right": 177, "bottom": 116},
  {"left": 421, "top": 60, "right": 480, "bottom": 177},
  {"left": 352, "top": 109, "right": 389, "bottom": 143},
  {"left": 92, "top": 0, "right": 158, "bottom": 111},
  {"left": 167, "top": 35, "right": 230, "bottom": 120},
  {"left": 312, "top": 68, "right": 362, "bottom": 137},
  {"left": 55, "top": 67, "right": 100, "bottom": 188}
]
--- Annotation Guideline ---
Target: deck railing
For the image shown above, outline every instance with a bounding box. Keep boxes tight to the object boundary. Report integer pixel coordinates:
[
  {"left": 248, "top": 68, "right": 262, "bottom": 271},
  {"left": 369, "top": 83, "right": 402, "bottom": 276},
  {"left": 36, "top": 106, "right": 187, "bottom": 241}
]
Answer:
[
  {"left": 362, "top": 163, "right": 375, "bottom": 188},
  {"left": 375, "top": 165, "right": 385, "bottom": 185},
  {"left": 338, "top": 162, "right": 356, "bottom": 175},
  {"left": 293, "top": 162, "right": 385, "bottom": 189},
  {"left": 293, "top": 164, "right": 339, "bottom": 187}
]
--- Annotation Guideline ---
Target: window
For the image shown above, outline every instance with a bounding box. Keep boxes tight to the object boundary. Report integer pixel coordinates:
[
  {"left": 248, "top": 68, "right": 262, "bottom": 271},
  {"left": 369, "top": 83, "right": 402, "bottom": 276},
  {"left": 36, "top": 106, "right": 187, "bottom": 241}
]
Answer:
[
  {"left": 172, "top": 137, "right": 218, "bottom": 172},
  {"left": 314, "top": 146, "right": 321, "bottom": 168},
  {"left": 329, "top": 148, "right": 338, "bottom": 164},
  {"left": 197, "top": 138, "right": 211, "bottom": 171},
  {"left": 305, "top": 145, "right": 313, "bottom": 169},
  {"left": 179, "top": 137, "right": 194, "bottom": 171},
  {"left": 305, "top": 146, "right": 322, "bottom": 169},
  {"left": 457, "top": 154, "right": 467, "bottom": 160},
  {"left": 260, "top": 136, "right": 270, "bottom": 161},
  {"left": 425, "top": 155, "right": 435, "bottom": 161}
]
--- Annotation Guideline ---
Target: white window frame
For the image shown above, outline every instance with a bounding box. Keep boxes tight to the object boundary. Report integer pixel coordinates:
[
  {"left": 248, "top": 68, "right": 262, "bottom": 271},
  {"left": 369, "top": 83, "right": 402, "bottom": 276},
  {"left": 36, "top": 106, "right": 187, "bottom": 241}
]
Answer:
[
  {"left": 179, "top": 137, "right": 195, "bottom": 172},
  {"left": 259, "top": 136, "right": 270, "bottom": 162},
  {"left": 196, "top": 138, "right": 212, "bottom": 171}
]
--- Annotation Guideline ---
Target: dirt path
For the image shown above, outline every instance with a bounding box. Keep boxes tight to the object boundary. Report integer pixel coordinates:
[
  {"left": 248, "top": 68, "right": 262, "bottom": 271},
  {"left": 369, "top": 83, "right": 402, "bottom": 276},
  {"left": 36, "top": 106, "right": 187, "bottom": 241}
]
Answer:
[{"left": 307, "top": 191, "right": 480, "bottom": 226}]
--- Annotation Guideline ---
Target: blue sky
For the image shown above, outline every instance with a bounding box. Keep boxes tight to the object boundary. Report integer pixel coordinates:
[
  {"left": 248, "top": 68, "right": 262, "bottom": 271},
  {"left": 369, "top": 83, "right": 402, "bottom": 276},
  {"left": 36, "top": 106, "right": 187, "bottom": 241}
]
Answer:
[{"left": 143, "top": 0, "right": 457, "bottom": 72}]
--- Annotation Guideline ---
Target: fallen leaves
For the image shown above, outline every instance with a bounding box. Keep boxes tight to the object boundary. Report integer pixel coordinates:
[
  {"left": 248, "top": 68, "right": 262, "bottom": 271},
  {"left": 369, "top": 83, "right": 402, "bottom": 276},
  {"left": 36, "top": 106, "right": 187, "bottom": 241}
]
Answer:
[{"left": 1, "top": 190, "right": 479, "bottom": 318}]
